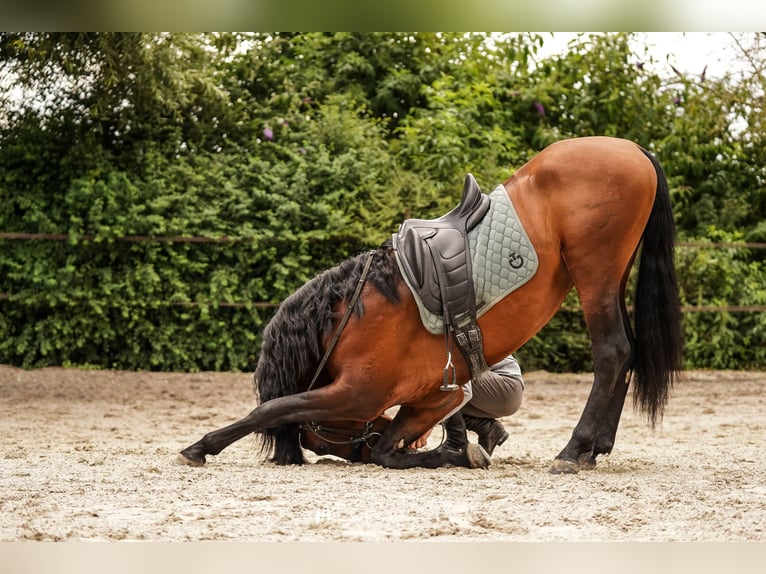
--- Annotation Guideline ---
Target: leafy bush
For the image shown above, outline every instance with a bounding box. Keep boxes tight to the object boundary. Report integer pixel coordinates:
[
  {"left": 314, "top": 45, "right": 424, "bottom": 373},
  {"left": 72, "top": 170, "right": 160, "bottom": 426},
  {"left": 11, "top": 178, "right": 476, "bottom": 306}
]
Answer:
[{"left": 2, "top": 32, "right": 765, "bottom": 371}]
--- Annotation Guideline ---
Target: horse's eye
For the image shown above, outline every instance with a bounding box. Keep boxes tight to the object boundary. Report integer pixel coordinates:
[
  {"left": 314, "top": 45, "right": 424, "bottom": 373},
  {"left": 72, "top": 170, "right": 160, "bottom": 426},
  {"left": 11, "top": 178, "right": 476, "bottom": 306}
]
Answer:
[{"left": 316, "top": 444, "right": 328, "bottom": 454}]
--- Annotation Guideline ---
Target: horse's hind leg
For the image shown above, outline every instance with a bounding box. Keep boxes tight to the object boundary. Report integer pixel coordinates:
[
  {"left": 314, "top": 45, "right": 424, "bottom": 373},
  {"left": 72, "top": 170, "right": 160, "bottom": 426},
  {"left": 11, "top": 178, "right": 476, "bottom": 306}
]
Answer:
[
  {"left": 588, "top": 303, "right": 635, "bottom": 463},
  {"left": 551, "top": 296, "right": 633, "bottom": 474}
]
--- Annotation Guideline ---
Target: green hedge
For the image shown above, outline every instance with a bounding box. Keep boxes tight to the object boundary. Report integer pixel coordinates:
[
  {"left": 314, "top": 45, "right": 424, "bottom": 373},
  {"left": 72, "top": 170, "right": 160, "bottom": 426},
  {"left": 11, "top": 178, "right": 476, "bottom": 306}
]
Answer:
[{"left": 2, "top": 32, "right": 765, "bottom": 371}]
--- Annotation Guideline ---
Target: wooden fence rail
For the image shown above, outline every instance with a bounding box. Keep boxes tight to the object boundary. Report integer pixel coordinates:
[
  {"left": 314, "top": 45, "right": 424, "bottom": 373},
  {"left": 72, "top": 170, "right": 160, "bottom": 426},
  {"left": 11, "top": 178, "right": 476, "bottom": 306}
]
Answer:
[
  {"left": 2, "top": 232, "right": 765, "bottom": 312},
  {"left": 2, "top": 232, "right": 766, "bottom": 250}
]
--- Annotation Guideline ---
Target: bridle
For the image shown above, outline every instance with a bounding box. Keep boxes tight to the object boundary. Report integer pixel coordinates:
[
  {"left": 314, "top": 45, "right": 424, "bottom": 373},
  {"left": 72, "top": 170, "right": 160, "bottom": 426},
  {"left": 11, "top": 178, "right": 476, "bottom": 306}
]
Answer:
[
  {"left": 298, "top": 418, "right": 449, "bottom": 462},
  {"left": 296, "top": 250, "right": 450, "bottom": 462},
  {"left": 306, "top": 250, "right": 376, "bottom": 392},
  {"left": 298, "top": 421, "right": 384, "bottom": 461},
  {"left": 300, "top": 250, "right": 378, "bottom": 460}
]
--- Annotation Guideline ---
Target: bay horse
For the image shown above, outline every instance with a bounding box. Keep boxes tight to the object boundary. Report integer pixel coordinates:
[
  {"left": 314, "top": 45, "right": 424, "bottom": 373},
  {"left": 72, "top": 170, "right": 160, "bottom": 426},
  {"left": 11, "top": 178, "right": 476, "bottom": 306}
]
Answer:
[{"left": 179, "top": 136, "right": 683, "bottom": 474}]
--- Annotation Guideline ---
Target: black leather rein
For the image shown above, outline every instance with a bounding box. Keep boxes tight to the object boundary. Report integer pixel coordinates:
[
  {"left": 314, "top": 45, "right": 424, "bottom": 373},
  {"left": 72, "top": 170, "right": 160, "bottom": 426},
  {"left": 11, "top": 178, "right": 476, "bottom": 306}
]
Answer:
[{"left": 306, "top": 250, "right": 376, "bottom": 392}]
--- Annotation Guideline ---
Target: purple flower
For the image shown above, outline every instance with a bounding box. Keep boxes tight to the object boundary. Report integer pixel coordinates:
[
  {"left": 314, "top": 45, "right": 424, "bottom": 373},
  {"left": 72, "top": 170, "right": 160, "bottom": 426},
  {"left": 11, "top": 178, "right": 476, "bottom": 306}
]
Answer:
[
  {"left": 533, "top": 101, "right": 546, "bottom": 117},
  {"left": 673, "top": 97, "right": 681, "bottom": 106},
  {"left": 263, "top": 127, "right": 274, "bottom": 140}
]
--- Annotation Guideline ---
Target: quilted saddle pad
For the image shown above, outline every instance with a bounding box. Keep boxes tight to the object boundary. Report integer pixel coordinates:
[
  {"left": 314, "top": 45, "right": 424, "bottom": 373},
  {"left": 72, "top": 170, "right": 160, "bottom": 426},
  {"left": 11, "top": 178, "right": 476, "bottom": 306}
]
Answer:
[{"left": 396, "top": 185, "right": 539, "bottom": 334}]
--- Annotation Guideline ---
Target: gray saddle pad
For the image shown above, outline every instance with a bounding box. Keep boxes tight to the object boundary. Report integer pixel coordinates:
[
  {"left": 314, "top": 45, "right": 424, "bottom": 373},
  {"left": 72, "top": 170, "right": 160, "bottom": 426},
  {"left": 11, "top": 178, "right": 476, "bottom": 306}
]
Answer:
[{"left": 395, "top": 185, "right": 538, "bottom": 334}]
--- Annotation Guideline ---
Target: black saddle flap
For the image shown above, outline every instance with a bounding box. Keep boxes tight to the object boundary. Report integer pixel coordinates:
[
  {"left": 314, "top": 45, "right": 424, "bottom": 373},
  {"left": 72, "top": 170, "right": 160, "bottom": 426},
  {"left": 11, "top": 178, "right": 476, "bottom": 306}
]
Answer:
[{"left": 394, "top": 174, "right": 490, "bottom": 317}]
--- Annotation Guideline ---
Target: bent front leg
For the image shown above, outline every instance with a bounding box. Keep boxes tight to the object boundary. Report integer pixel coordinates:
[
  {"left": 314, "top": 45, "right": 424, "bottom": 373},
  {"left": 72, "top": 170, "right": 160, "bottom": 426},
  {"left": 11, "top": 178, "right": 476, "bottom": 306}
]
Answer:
[
  {"left": 179, "top": 384, "right": 383, "bottom": 466},
  {"left": 179, "top": 410, "right": 261, "bottom": 466},
  {"left": 370, "top": 408, "right": 491, "bottom": 470}
]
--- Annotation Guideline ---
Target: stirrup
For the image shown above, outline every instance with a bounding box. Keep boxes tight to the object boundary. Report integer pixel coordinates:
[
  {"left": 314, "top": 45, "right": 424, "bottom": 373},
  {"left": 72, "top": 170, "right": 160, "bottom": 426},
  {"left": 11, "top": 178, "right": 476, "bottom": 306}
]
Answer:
[{"left": 440, "top": 351, "right": 459, "bottom": 391}]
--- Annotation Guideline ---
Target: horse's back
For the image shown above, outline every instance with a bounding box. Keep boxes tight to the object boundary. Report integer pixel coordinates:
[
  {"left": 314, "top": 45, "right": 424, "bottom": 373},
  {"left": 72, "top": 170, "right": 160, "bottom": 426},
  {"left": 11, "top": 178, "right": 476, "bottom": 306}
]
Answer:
[
  {"left": 473, "top": 136, "right": 661, "bottom": 360},
  {"left": 505, "top": 136, "right": 655, "bottom": 202},
  {"left": 503, "top": 137, "right": 656, "bottom": 260}
]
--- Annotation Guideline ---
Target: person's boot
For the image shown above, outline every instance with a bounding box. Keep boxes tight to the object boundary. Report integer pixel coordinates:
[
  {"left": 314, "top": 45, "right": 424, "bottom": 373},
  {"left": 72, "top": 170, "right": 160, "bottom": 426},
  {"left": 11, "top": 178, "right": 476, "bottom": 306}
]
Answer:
[
  {"left": 442, "top": 412, "right": 468, "bottom": 452},
  {"left": 462, "top": 413, "right": 509, "bottom": 456}
]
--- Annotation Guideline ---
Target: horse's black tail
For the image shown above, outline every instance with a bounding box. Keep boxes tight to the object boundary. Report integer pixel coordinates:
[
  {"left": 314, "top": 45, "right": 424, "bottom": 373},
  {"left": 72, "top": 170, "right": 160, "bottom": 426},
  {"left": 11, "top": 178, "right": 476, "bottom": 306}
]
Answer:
[{"left": 632, "top": 148, "right": 684, "bottom": 426}]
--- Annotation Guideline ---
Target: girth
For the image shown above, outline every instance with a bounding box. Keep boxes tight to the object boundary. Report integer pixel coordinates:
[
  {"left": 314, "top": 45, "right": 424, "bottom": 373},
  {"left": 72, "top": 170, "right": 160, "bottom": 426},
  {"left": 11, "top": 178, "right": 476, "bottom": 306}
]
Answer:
[{"left": 392, "top": 174, "right": 492, "bottom": 390}]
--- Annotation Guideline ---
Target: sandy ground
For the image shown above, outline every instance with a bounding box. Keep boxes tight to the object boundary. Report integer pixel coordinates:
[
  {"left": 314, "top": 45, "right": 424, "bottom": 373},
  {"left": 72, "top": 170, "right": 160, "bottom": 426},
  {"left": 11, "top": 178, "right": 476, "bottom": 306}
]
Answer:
[{"left": 1, "top": 365, "right": 764, "bottom": 542}]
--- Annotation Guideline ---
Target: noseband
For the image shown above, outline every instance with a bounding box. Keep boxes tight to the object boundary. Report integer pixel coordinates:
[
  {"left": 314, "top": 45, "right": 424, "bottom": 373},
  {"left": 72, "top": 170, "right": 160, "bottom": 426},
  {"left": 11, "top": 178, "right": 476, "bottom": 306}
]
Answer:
[{"left": 298, "top": 421, "right": 383, "bottom": 461}]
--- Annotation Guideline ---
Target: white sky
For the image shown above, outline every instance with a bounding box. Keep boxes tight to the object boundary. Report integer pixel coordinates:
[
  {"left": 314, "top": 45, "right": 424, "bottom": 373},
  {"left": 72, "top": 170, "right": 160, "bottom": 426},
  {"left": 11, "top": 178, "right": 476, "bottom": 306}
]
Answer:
[
  {"left": 1, "top": 33, "right": 755, "bottom": 121},
  {"left": 537, "top": 32, "right": 748, "bottom": 80}
]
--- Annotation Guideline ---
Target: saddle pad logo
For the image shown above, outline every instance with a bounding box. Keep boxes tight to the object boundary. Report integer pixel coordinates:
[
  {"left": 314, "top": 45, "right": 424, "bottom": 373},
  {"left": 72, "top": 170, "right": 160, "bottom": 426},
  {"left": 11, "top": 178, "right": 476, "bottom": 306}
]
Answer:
[
  {"left": 413, "top": 185, "right": 539, "bottom": 334},
  {"left": 508, "top": 252, "right": 524, "bottom": 269}
]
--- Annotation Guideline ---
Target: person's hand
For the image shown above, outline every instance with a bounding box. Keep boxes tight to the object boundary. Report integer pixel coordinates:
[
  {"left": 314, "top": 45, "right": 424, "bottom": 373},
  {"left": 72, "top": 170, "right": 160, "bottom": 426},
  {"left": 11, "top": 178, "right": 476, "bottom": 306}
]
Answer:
[{"left": 407, "top": 427, "right": 433, "bottom": 450}]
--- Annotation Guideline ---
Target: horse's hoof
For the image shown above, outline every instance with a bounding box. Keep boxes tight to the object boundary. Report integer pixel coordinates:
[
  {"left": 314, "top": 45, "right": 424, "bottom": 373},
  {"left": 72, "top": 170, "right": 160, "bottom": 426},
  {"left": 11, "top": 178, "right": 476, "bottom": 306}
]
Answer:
[
  {"left": 578, "top": 453, "right": 597, "bottom": 470},
  {"left": 549, "top": 458, "right": 579, "bottom": 474},
  {"left": 465, "top": 444, "right": 491, "bottom": 469},
  {"left": 177, "top": 451, "right": 206, "bottom": 467}
]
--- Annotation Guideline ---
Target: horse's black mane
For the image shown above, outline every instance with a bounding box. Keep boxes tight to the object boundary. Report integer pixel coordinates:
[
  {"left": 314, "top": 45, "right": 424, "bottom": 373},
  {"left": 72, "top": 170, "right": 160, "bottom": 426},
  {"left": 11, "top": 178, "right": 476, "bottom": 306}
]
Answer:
[{"left": 255, "top": 241, "right": 400, "bottom": 464}]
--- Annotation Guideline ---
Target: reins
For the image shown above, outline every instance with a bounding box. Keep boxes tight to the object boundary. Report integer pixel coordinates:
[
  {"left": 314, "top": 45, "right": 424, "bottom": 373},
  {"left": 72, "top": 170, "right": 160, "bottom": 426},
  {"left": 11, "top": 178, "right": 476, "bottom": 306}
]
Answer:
[
  {"left": 299, "top": 420, "right": 383, "bottom": 447},
  {"left": 298, "top": 420, "right": 384, "bottom": 462},
  {"left": 299, "top": 251, "right": 379, "bottom": 460},
  {"left": 300, "top": 249, "right": 452, "bottom": 462},
  {"left": 306, "top": 250, "right": 376, "bottom": 392}
]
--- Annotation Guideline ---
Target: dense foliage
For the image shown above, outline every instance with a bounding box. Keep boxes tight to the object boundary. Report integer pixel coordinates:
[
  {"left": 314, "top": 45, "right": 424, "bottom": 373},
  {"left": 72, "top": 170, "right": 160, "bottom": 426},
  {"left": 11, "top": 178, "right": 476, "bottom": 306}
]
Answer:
[{"left": 1, "top": 32, "right": 765, "bottom": 371}]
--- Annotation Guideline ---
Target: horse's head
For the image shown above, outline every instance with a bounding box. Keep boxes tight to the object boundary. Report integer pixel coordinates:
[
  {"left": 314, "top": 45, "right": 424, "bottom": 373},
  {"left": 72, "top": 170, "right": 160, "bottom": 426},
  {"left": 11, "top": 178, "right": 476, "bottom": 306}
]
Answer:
[
  {"left": 297, "top": 415, "right": 392, "bottom": 463},
  {"left": 254, "top": 247, "right": 402, "bottom": 466}
]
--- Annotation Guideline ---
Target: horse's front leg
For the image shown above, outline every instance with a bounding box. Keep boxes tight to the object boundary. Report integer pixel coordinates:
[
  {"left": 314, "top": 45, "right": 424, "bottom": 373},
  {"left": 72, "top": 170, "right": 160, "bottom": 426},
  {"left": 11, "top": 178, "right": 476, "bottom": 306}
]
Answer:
[
  {"left": 370, "top": 406, "right": 491, "bottom": 470},
  {"left": 179, "top": 408, "right": 260, "bottom": 466},
  {"left": 179, "top": 385, "right": 382, "bottom": 466}
]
